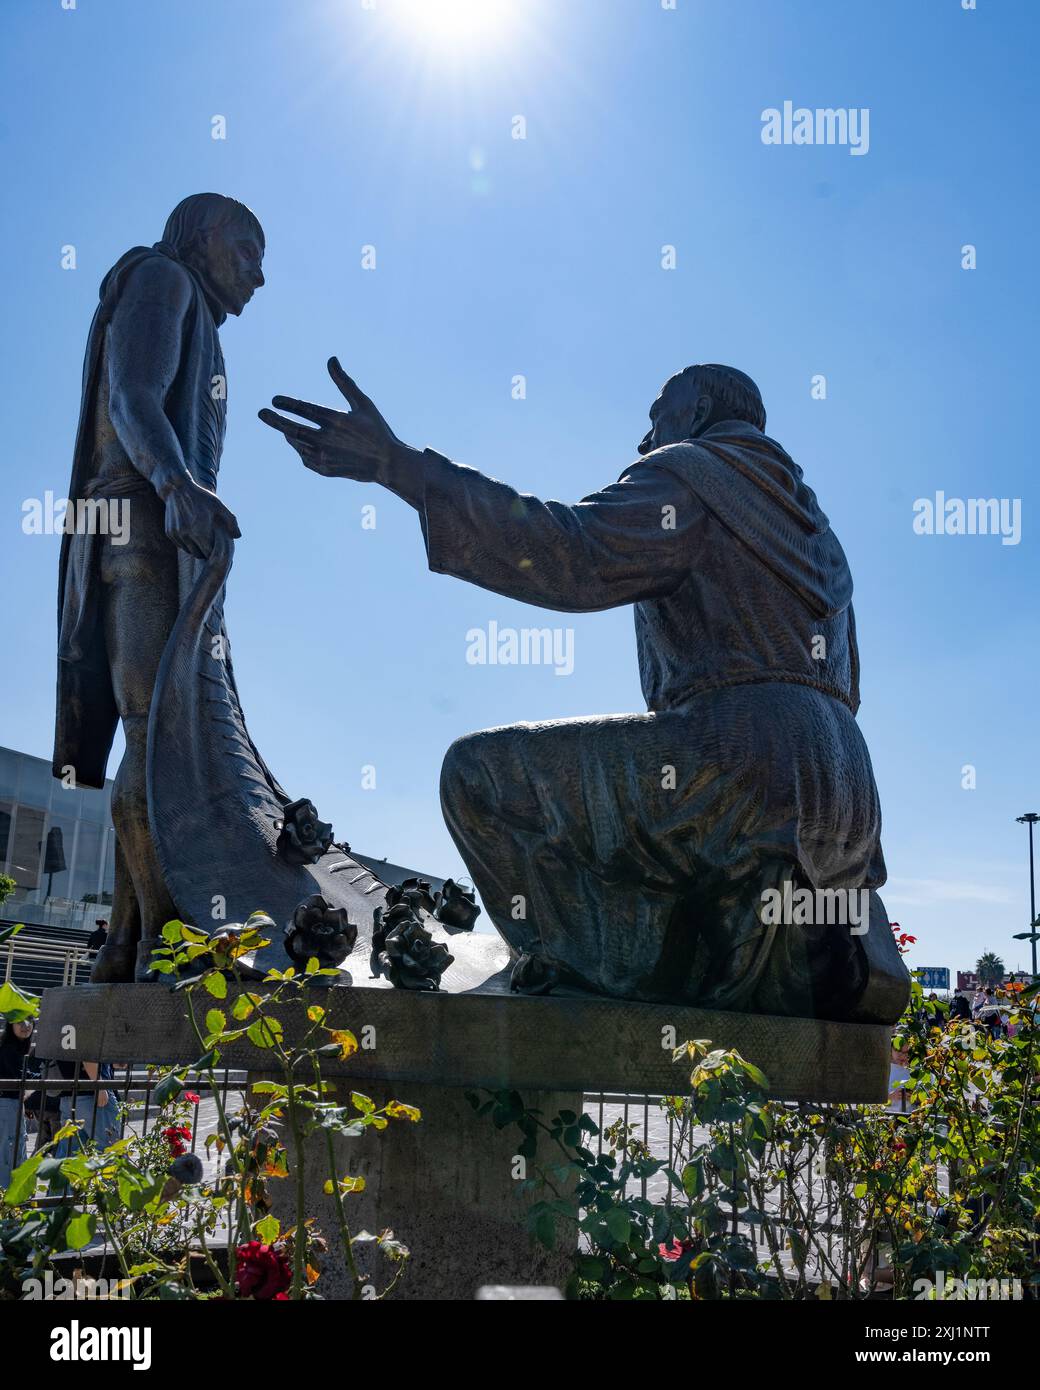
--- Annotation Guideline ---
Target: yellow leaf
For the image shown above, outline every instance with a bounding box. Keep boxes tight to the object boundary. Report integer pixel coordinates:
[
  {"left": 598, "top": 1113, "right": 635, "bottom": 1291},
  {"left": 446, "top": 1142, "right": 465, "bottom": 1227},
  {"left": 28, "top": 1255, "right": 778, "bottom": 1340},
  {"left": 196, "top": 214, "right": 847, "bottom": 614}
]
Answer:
[
  {"left": 385, "top": 1100, "right": 421, "bottom": 1123},
  {"left": 330, "top": 1029, "right": 358, "bottom": 1059}
]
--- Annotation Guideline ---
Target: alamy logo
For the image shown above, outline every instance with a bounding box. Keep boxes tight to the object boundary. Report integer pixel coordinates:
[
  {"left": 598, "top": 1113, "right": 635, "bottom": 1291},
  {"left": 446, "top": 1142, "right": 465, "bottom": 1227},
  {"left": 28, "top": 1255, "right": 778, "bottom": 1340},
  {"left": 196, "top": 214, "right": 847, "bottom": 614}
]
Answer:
[
  {"left": 466, "top": 620, "right": 574, "bottom": 676},
  {"left": 912, "top": 492, "right": 1021, "bottom": 546},
  {"left": 22, "top": 492, "right": 129, "bottom": 545},
  {"left": 25, "top": 1272, "right": 130, "bottom": 1301},
  {"left": 759, "top": 882, "right": 870, "bottom": 934},
  {"left": 50, "top": 1319, "right": 151, "bottom": 1371},
  {"left": 761, "top": 101, "right": 870, "bottom": 155},
  {"left": 913, "top": 1271, "right": 1022, "bottom": 1301}
]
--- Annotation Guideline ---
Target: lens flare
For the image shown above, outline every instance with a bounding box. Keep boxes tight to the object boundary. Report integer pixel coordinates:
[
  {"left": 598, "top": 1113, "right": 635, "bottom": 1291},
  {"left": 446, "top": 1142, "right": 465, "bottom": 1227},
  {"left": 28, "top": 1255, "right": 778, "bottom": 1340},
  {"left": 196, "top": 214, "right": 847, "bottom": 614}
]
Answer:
[{"left": 391, "top": 0, "right": 514, "bottom": 53}]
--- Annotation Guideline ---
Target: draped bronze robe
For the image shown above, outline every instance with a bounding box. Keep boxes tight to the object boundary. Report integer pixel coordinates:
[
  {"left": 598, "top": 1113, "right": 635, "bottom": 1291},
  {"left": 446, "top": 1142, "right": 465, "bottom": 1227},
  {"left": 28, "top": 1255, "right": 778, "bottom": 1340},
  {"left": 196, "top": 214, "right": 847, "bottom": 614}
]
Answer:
[{"left": 423, "top": 423, "right": 908, "bottom": 1020}]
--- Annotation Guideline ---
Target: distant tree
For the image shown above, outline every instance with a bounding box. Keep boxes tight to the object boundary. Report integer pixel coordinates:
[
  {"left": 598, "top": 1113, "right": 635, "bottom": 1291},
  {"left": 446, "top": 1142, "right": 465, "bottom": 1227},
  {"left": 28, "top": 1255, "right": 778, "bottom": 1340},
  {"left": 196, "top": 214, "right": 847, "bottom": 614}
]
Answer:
[
  {"left": 0, "top": 873, "right": 15, "bottom": 909},
  {"left": 976, "top": 951, "right": 1005, "bottom": 986}
]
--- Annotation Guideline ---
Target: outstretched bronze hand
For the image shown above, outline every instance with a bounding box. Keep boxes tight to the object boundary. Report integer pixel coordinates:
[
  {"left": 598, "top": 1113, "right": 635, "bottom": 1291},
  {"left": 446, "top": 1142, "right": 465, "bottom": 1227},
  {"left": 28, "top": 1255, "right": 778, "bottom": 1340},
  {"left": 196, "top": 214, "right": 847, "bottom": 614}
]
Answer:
[{"left": 259, "top": 357, "right": 404, "bottom": 482}]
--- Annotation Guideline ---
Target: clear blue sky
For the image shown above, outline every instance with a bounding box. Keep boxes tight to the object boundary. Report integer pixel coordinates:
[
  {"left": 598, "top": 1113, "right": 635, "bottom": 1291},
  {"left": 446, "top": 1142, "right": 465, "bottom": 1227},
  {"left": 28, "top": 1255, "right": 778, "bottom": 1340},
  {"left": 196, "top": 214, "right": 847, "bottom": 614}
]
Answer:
[{"left": 1, "top": 0, "right": 1036, "bottom": 984}]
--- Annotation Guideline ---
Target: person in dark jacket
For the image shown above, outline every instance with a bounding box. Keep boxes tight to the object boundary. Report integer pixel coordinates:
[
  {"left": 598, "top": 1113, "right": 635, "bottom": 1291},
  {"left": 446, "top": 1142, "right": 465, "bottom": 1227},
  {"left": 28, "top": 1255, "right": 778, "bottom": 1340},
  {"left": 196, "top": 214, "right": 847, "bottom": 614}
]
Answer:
[
  {"left": 86, "top": 917, "right": 109, "bottom": 951},
  {"left": 0, "top": 1020, "right": 35, "bottom": 1184}
]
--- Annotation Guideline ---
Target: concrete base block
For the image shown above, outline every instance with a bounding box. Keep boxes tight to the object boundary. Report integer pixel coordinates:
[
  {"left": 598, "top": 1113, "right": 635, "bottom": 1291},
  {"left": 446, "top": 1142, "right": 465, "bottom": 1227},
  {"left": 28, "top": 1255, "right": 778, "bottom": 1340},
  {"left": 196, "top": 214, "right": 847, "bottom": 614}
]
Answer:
[
  {"left": 37, "top": 984, "right": 895, "bottom": 1103},
  {"left": 258, "top": 1078, "right": 579, "bottom": 1301}
]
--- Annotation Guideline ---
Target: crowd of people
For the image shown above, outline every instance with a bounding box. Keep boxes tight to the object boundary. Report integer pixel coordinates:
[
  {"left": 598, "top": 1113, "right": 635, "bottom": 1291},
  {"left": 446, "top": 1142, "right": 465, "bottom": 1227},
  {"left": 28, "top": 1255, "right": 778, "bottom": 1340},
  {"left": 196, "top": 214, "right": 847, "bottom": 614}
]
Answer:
[
  {"left": 889, "top": 977, "right": 1032, "bottom": 1112},
  {"left": 932, "top": 976, "right": 1031, "bottom": 1039}
]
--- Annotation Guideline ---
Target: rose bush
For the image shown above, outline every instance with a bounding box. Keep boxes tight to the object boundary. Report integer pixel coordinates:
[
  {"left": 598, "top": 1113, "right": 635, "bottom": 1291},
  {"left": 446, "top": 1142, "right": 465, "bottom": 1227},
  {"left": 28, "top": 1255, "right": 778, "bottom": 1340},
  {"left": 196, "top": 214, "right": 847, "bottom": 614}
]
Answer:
[{"left": 0, "top": 916, "right": 420, "bottom": 1300}]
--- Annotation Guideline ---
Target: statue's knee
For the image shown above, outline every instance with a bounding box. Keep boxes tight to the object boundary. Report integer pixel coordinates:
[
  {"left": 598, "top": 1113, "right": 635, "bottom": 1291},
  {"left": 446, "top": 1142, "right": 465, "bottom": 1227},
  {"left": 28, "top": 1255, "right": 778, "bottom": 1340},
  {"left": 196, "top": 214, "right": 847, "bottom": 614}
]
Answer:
[
  {"left": 110, "top": 718, "right": 149, "bottom": 831},
  {"left": 439, "top": 732, "right": 483, "bottom": 805},
  {"left": 440, "top": 728, "right": 513, "bottom": 816}
]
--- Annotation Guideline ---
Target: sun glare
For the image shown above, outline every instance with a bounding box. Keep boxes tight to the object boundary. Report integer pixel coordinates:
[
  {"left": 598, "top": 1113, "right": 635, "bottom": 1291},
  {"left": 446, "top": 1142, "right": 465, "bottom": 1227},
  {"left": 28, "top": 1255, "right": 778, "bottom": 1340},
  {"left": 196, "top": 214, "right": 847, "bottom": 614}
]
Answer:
[{"left": 391, "top": 0, "right": 515, "bottom": 54}]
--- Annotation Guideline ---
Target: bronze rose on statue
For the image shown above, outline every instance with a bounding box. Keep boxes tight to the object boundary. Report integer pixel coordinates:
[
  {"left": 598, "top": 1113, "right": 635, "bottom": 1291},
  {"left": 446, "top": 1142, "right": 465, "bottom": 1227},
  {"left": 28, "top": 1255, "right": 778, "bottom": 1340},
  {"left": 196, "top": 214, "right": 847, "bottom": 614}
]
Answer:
[
  {"left": 284, "top": 894, "right": 358, "bottom": 970},
  {"left": 276, "top": 798, "right": 334, "bottom": 866},
  {"left": 377, "top": 902, "right": 454, "bottom": 992}
]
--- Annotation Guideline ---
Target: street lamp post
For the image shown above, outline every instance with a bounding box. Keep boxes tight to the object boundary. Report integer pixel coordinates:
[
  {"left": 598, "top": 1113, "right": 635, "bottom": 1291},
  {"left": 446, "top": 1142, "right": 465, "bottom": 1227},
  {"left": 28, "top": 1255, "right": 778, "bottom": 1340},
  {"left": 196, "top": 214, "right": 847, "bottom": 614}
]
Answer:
[{"left": 1016, "top": 812, "right": 1039, "bottom": 979}]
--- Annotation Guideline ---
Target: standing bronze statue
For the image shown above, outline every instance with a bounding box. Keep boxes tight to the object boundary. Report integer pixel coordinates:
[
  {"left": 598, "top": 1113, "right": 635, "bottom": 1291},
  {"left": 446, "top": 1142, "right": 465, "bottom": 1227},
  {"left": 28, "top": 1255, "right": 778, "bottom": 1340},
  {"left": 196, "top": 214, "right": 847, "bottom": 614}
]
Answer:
[
  {"left": 53, "top": 194, "right": 494, "bottom": 989},
  {"left": 54, "top": 194, "right": 264, "bottom": 980},
  {"left": 261, "top": 362, "right": 909, "bottom": 1022},
  {"left": 52, "top": 194, "right": 269, "bottom": 979}
]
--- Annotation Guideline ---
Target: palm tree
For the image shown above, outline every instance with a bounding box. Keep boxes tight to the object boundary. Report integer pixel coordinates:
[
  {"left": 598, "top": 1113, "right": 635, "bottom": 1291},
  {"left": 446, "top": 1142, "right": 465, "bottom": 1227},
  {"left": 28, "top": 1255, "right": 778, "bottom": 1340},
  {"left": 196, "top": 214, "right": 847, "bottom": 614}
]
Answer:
[{"left": 976, "top": 951, "right": 1005, "bottom": 986}]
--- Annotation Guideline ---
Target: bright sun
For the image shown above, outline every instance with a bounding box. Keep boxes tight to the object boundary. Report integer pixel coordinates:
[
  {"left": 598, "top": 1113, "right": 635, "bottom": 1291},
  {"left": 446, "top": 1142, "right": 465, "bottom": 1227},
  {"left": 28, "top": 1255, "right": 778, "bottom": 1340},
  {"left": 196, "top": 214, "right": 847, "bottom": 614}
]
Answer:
[{"left": 391, "top": 0, "right": 515, "bottom": 53}]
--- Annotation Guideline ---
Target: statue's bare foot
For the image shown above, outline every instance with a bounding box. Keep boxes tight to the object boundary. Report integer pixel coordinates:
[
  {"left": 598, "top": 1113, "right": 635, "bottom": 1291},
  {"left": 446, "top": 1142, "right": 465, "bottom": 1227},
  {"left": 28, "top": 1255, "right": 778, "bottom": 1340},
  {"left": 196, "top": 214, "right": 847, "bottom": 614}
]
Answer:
[{"left": 509, "top": 951, "right": 557, "bottom": 995}]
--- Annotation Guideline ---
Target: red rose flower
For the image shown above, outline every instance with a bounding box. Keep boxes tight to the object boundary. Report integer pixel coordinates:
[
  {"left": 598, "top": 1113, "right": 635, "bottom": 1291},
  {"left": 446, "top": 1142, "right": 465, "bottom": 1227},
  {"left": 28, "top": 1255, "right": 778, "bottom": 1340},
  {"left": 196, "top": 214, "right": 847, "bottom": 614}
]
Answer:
[
  {"left": 162, "top": 1124, "right": 192, "bottom": 1157},
  {"left": 658, "top": 1236, "right": 695, "bottom": 1262},
  {"left": 184, "top": 1092, "right": 201, "bottom": 1105},
  {"left": 235, "top": 1241, "right": 293, "bottom": 1300}
]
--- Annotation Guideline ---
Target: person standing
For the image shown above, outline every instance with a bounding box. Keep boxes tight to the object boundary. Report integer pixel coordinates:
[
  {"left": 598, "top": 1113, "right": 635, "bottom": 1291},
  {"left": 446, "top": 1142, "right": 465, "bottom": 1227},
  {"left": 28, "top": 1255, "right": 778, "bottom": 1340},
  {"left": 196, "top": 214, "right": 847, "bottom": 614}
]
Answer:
[
  {"left": 86, "top": 917, "right": 108, "bottom": 952},
  {"left": 0, "top": 1020, "right": 35, "bottom": 1185}
]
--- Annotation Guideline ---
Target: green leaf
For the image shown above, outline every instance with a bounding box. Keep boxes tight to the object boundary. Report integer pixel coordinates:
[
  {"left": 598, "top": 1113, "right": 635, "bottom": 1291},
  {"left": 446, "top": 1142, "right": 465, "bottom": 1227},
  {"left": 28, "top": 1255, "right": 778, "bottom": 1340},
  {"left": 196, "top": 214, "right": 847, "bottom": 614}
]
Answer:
[
  {"left": 3, "top": 1152, "right": 43, "bottom": 1204},
  {"left": 255, "top": 1214, "right": 281, "bottom": 1243},
  {"left": 152, "top": 1072, "right": 183, "bottom": 1108},
  {"left": 681, "top": 1160, "right": 704, "bottom": 1198},
  {"left": 604, "top": 1207, "right": 631, "bottom": 1244},
  {"left": 205, "top": 1009, "right": 227, "bottom": 1036},
  {"left": 65, "top": 1211, "right": 97, "bottom": 1249},
  {"left": 204, "top": 972, "right": 227, "bottom": 999},
  {"left": 247, "top": 1016, "right": 283, "bottom": 1049},
  {"left": 575, "top": 1255, "right": 606, "bottom": 1282},
  {"left": 0, "top": 979, "right": 39, "bottom": 1023},
  {"left": 740, "top": 1060, "right": 770, "bottom": 1089}
]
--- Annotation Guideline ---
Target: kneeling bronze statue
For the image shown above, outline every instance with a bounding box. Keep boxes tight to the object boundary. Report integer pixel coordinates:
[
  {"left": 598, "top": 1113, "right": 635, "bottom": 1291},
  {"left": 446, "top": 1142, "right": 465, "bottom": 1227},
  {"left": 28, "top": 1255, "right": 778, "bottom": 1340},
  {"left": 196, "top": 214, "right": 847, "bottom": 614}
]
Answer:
[{"left": 261, "top": 360, "right": 909, "bottom": 1024}]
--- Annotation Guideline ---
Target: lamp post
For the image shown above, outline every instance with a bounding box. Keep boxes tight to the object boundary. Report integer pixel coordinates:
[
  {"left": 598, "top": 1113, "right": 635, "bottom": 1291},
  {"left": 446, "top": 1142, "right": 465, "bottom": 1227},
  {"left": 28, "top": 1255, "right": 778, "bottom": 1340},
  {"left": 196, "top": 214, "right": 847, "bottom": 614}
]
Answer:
[{"left": 1016, "top": 812, "right": 1039, "bottom": 979}]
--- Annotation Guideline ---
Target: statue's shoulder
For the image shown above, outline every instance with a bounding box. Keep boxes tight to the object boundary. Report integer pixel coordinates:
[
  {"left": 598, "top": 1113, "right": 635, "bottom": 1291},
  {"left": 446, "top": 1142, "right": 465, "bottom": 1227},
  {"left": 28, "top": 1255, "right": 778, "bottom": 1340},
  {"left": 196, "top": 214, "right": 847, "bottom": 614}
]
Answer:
[
  {"left": 106, "top": 248, "right": 194, "bottom": 316},
  {"left": 623, "top": 442, "right": 711, "bottom": 484}
]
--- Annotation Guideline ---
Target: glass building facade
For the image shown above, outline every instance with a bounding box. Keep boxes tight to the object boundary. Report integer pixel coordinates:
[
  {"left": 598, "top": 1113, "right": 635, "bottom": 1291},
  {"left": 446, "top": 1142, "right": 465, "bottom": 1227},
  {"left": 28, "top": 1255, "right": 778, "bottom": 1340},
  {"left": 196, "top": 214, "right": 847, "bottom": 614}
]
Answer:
[{"left": 0, "top": 745, "right": 114, "bottom": 934}]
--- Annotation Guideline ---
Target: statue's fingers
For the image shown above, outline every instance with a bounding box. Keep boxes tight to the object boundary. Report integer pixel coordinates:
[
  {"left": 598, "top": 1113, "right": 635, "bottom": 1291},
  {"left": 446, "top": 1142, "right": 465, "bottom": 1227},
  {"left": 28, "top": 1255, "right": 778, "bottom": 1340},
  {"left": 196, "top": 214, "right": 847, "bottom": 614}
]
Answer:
[
  {"left": 269, "top": 395, "right": 338, "bottom": 426},
  {"left": 215, "top": 508, "right": 242, "bottom": 540},
  {"left": 168, "top": 527, "right": 205, "bottom": 561},
  {"left": 327, "top": 357, "right": 369, "bottom": 410},
  {"left": 289, "top": 438, "right": 326, "bottom": 473},
  {"left": 300, "top": 456, "right": 336, "bottom": 477},
  {"left": 258, "top": 407, "right": 318, "bottom": 439}
]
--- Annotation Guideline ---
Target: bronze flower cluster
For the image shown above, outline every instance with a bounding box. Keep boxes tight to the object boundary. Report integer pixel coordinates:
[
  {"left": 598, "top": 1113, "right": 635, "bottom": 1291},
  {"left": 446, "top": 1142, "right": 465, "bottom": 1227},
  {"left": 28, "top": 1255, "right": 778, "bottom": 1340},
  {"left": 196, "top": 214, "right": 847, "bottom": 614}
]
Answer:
[
  {"left": 276, "top": 798, "right": 334, "bottom": 866},
  {"left": 372, "top": 882, "right": 453, "bottom": 992},
  {"left": 284, "top": 894, "right": 357, "bottom": 969}
]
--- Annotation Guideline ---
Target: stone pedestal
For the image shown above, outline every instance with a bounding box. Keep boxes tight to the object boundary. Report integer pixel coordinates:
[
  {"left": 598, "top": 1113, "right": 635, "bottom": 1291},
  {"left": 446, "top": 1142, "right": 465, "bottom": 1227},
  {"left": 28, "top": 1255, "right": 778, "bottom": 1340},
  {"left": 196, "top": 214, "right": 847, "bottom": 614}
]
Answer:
[
  {"left": 37, "top": 983, "right": 896, "bottom": 1300},
  {"left": 261, "top": 1078, "right": 579, "bottom": 1300}
]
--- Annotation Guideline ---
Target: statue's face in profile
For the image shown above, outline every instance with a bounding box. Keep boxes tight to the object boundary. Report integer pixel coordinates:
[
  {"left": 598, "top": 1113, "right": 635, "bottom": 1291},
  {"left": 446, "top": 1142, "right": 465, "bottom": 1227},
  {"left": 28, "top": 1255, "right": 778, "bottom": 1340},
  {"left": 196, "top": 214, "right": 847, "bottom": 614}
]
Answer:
[
  {"left": 198, "top": 224, "right": 265, "bottom": 316},
  {"left": 637, "top": 380, "right": 692, "bottom": 456}
]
